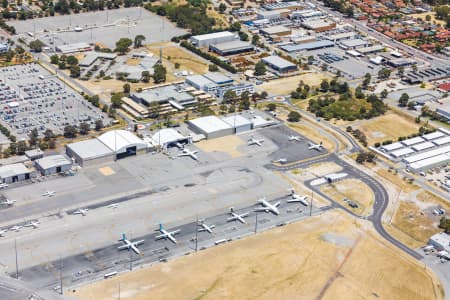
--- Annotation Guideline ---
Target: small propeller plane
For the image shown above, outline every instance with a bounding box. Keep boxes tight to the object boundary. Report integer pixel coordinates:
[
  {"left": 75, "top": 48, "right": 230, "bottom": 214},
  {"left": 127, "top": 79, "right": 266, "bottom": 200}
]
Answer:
[
  {"left": 178, "top": 148, "right": 198, "bottom": 161},
  {"left": 227, "top": 208, "right": 249, "bottom": 224},
  {"left": 197, "top": 220, "right": 215, "bottom": 234},
  {"left": 248, "top": 137, "right": 264, "bottom": 146},
  {"left": 155, "top": 224, "right": 180, "bottom": 244},
  {"left": 0, "top": 199, "right": 16, "bottom": 206},
  {"left": 288, "top": 135, "right": 301, "bottom": 142},
  {"left": 73, "top": 208, "right": 88, "bottom": 216},
  {"left": 308, "top": 141, "right": 323, "bottom": 151},
  {"left": 117, "top": 233, "right": 144, "bottom": 255}
]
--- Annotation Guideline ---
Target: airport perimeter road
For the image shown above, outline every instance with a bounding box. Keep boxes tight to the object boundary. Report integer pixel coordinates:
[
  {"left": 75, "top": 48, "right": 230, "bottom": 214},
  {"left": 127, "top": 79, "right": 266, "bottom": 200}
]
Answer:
[{"left": 18, "top": 198, "right": 329, "bottom": 293}]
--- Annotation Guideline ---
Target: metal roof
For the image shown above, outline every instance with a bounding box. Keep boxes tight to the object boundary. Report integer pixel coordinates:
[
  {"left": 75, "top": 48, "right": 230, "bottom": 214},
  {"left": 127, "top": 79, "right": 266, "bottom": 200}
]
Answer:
[
  {"left": 325, "top": 31, "right": 356, "bottom": 40},
  {"left": 67, "top": 138, "right": 114, "bottom": 160},
  {"left": 210, "top": 40, "right": 254, "bottom": 52},
  {"left": 36, "top": 155, "right": 71, "bottom": 170},
  {"left": 403, "top": 144, "right": 450, "bottom": 163},
  {"left": 260, "top": 25, "right": 291, "bottom": 35},
  {"left": 185, "top": 75, "right": 215, "bottom": 88},
  {"left": 151, "top": 128, "right": 186, "bottom": 146},
  {"left": 422, "top": 131, "right": 445, "bottom": 140},
  {"left": 340, "top": 38, "right": 367, "bottom": 48},
  {"left": 203, "top": 72, "right": 233, "bottom": 85},
  {"left": 262, "top": 55, "right": 296, "bottom": 69},
  {"left": 280, "top": 40, "right": 334, "bottom": 52},
  {"left": 0, "top": 163, "right": 30, "bottom": 178},
  {"left": 97, "top": 130, "right": 147, "bottom": 153},
  {"left": 409, "top": 153, "right": 450, "bottom": 170},
  {"left": 189, "top": 116, "right": 232, "bottom": 134},
  {"left": 191, "top": 31, "right": 236, "bottom": 41},
  {"left": 390, "top": 147, "right": 414, "bottom": 158},
  {"left": 401, "top": 136, "right": 424, "bottom": 146},
  {"left": 222, "top": 115, "right": 252, "bottom": 128}
]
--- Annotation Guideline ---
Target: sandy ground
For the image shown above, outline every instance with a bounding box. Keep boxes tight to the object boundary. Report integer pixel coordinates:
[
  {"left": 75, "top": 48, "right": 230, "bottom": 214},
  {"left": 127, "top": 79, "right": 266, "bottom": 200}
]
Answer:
[
  {"left": 304, "top": 161, "right": 343, "bottom": 177},
  {"left": 259, "top": 72, "right": 327, "bottom": 95},
  {"left": 196, "top": 135, "right": 244, "bottom": 158},
  {"left": 320, "top": 179, "right": 374, "bottom": 216},
  {"left": 355, "top": 111, "right": 421, "bottom": 145},
  {"left": 72, "top": 210, "right": 444, "bottom": 300}
]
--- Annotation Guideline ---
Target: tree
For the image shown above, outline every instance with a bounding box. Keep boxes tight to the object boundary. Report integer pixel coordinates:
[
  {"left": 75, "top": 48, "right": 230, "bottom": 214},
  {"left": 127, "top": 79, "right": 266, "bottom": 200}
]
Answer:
[
  {"left": 362, "top": 73, "right": 371, "bottom": 89},
  {"left": 320, "top": 79, "right": 329, "bottom": 92},
  {"left": 79, "top": 122, "right": 90, "bottom": 135},
  {"left": 153, "top": 64, "right": 167, "bottom": 83},
  {"left": 123, "top": 83, "right": 131, "bottom": 94},
  {"left": 287, "top": 111, "right": 301, "bottom": 122},
  {"left": 115, "top": 38, "right": 133, "bottom": 54},
  {"left": 58, "top": 61, "right": 66, "bottom": 70},
  {"left": 28, "top": 128, "right": 39, "bottom": 147},
  {"left": 254, "top": 60, "right": 266, "bottom": 76},
  {"left": 66, "top": 55, "right": 78, "bottom": 65},
  {"left": 267, "top": 103, "right": 276, "bottom": 111},
  {"left": 260, "top": 91, "right": 268, "bottom": 99},
  {"left": 380, "top": 89, "right": 388, "bottom": 99},
  {"left": 439, "top": 217, "right": 450, "bottom": 234},
  {"left": 141, "top": 71, "right": 151, "bottom": 83},
  {"left": 50, "top": 54, "right": 59, "bottom": 65},
  {"left": 355, "top": 86, "right": 365, "bottom": 99},
  {"left": 29, "top": 39, "right": 44, "bottom": 52},
  {"left": 251, "top": 34, "right": 260, "bottom": 45},
  {"left": 378, "top": 68, "right": 391, "bottom": 79},
  {"left": 208, "top": 64, "right": 219, "bottom": 72},
  {"left": 238, "top": 31, "right": 248, "bottom": 41},
  {"left": 407, "top": 101, "right": 416, "bottom": 110},
  {"left": 230, "top": 22, "right": 241, "bottom": 32},
  {"left": 111, "top": 93, "right": 123, "bottom": 108},
  {"left": 218, "top": 3, "right": 226, "bottom": 13},
  {"left": 70, "top": 65, "right": 80, "bottom": 78},
  {"left": 223, "top": 89, "right": 237, "bottom": 103},
  {"left": 43, "top": 129, "right": 55, "bottom": 141},
  {"left": 399, "top": 93, "right": 409, "bottom": 107},
  {"left": 17, "top": 140, "right": 27, "bottom": 155},
  {"left": 425, "top": 14, "right": 431, "bottom": 22},
  {"left": 134, "top": 35, "right": 145, "bottom": 48},
  {"left": 64, "top": 125, "right": 78, "bottom": 138}
]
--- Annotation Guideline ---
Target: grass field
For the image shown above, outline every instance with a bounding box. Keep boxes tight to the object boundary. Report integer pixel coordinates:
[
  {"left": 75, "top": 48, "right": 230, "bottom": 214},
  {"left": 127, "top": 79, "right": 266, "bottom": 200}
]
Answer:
[
  {"left": 258, "top": 72, "right": 327, "bottom": 95},
  {"left": 73, "top": 210, "right": 443, "bottom": 300},
  {"left": 320, "top": 179, "right": 374, "bottom": 216},
  {"left": 376, "top": 169, "right": 419, "bottom": 193},
  {"left": 356, "top": 111, "right": 421, "bottom": 145}
]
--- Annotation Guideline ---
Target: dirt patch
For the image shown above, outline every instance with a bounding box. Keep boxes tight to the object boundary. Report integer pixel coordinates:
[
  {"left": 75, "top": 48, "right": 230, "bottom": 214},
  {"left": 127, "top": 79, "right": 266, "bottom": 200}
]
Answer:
[
  {"left": 304, "top": 162, "right": 343, "bottom": 177},
  {"left": 376, "top": 169, "right": 419, "bottom": 193},
  {"left": 259, "top": 72, "right": 328, "bottom": 95},
  {"left": 320, "top": 179, "right": 374, "bottom": 216},
  {"left": 73, "top": 210, "right": 443, "bottom": 300},
  {"left": 196, "top": 135, "right": 244, "bottom": 158},
  {"left": 126, "top": 58, "right": 141, "bottom": 66},
  {"left": 356, "top": 111, "right": 421, "bottom": 145},
  {"left": 98, "top": 166, "right": 115, "bottom": 176}
]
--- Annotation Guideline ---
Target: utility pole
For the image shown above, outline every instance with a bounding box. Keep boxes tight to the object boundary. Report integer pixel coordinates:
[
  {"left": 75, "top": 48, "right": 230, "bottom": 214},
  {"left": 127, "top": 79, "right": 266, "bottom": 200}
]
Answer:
[
  {"left": 310, "top": 192, "right": 313, "bottom": 216},
  {"left": 59, "top": 256, "right": 63, "bottom": 295},
  {"left": 14, "top": 239, "right": 18, "bottom": 279},
  {"left": 118, "top": 282, "right": 121, "bottom": 300},
  {"left": 254, "top": 211, "right": 258, "bottom": 233},
  {"left": 129, "top": 244, "right": 132, "bottom": 271},
  {"left": 195, "top": 216, "right": 198, "bottom": 252}
]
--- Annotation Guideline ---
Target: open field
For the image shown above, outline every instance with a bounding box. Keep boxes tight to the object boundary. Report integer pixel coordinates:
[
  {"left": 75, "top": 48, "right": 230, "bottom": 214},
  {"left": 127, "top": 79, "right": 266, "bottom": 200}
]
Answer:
[
  {"left": 196, "top": 135, "right": 244, "bottom": 158},
  {"left": 258, "top": 72, "right": 327, "bottom": 95},
  {"left": 409, "top": 12, "right": 446, "bottom": 26},
  {"left": 147, "top": 43, "right": 209, "bottom": 76},
  {"left": 416, "top": 191, "right": 450, "bottom": 211},
  {"left": 73, "top": 210, "right": 443, "bottom": 300},
  {"left": 355, "top": 111, "right": 421, "bottom": 145},
  {"left": 376, "top": 169, "right": 419, "bottom": 193},
  {"left": 320, "top": 179, "right": 374, "bottom": 216},
  {"left": 304, "top": 161, "right": 343, "bottom": 177}
]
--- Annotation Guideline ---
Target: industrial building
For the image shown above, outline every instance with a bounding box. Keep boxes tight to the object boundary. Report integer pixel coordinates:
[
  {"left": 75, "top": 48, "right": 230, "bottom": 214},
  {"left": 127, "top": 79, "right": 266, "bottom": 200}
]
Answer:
[
  {"left": 203, "top": 72, "right": 234, "bottom": 86},
  {"left": 66, "top": 138, "right": 115, "bottom": 167},
  {"left": 356, "top": 45, "right": 384, "bottom": 55},
  {"left": 0, "top": 163, "right": 31, "bottom": 183},
  {"left": 280, "top": 40, "right": 334, "bottom": 52},
  {"left": 290, "top": 9, "right": 325, "bottom": 20},
  {"left": 259, "top": 25, "right": 292, "bottom": 37},
  {"left": 79, "top": 52, "right": 117, "bottom": 67},
  {"left": 257, "top": 9, "right": 290, "bottom": 20},
  {"left": 209, "top": 40, "right": 255, "bottom": 56},
  {"left": 263, "top": 1, "right": 304, "bottom": 11},
  {"left": 188, "top": 116, "right": 234, "bottom": 139},
  {"left": 55, "top": 42, "right": 93, "bottom": 54},
  {"left": 262, "top": 55, "right": 298, "bottom": 74},
  {"left": 339, "top": 38, "right": 368, "bottom": 50},
  {"left": 35, "top": 155, "right": 72, "bottom": 176},
  {"left": 324, "top": 31, "right": 356, "bottom": 42},
  {"left": 190, "top": 31, "right": 238, "bottom": 48},
  {"left": 222, "top": 115, "right": 253, "bottom": 133},
  {"left": 149, "top": 128, "right": 191, "bottom": 149},
  {"left": 25, "top": 149, "right": 44, "bottom": 161},
  {"left": 185, "top": 75, "right": 218, "bottom": 93},
  {"left": 301, "top": 19, "right": 336, "bottom": 32},
  {"left": 97, "top": 130, "right": 148, "bottom": 159},
  {"left": 217, "top": 83, "right": 255, "bottom": 98},
  {"left": 429, "top": 232, "right": 450, "bottom": 252}
]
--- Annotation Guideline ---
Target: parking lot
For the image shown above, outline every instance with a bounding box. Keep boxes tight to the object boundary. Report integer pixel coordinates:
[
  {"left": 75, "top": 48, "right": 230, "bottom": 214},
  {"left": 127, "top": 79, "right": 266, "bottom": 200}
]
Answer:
[
  {"left": 0, "top": 63, "right": 110, "bottom": 139},
  {"left": 9, "top": 7, "right": 187, "bottom": 49}
]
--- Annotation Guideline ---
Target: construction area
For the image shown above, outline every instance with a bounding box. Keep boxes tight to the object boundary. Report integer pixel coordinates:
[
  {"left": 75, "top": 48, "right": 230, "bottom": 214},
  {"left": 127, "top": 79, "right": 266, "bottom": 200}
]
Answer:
[{"left": 73, "top": 210, "right": 444, "bottom": 300}]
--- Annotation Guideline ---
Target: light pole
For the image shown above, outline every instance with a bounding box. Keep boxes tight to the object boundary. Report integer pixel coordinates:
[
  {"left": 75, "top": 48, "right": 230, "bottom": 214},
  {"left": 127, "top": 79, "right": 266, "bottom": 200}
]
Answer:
[
  {"left": 14, "top": 238, "right": 18, "bottom": 279},
  {"left": 254, "top": 211, "right": 258, "bottom": 233}
]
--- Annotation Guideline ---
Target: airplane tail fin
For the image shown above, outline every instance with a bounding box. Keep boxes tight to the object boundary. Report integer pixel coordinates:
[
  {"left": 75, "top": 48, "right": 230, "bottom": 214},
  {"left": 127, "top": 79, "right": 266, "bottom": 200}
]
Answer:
[
  {"left": 121, "top": 233, "right": 126, "bottom": 241},
  {"left": 159, "top": 223, "right": 163, "bottom": 231}
]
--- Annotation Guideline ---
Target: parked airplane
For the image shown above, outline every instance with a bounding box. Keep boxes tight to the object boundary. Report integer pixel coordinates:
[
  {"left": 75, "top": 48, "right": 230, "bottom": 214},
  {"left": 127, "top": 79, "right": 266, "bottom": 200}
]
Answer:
[
  {"left": 9, "top": 225, "right": 22, "bottom": 232},
  {"left": 248, "top": 137, "right": 264, "bottom": 146},
  {"left": 155, "top": 224, "right": 180, "bottom": 244},
  {"left": 117, "top": 233, "right": 144, "bottom": 255},
  {"left": 197, "top": 221, "right": 215, "bottom": 234},
  {"left": 175, "top": 142, "right": 185, "bottom": 149},
  {"left": 0, "top": 199, "right": 16, "bottom": 206},
  {"left": 273, "top": 158, "right": 287, "bottom": 164},
  {"left": 255, "top": 197, "right": 280, "bottom": 215},
  {"left": 24, "top": 221, "right": 40, "bottom": 229},
  {"left": 288, "top": 193, "right": 309, "bottom": 206},
  {"left": 108, "top": 203, "right": 119, "bottom": 209},
  {"left": 308, "top": 141, "right": 323, "bottom": 151},
  {"left": 288, "top": 135, "right": 301, "bottom": 142},
  {"left": 178, "top": 148, "right": 198, "bottom": 161},
  {"left": 227, "top": 208, "right": 249, "bottom": 224},
  {"left": 42, "top": 191, "right": 56, "bottom": 197},
  {"left": 73, "top": 208, "right": 88, "bottom": 216},
  {"left": 0, "top": 229, "right": 6, "bottom": 236}
]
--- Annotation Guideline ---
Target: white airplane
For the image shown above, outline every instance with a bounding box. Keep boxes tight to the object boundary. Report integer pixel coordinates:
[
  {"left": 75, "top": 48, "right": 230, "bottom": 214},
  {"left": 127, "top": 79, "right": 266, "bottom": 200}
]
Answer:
[
  {"left": 108, "top": 203, "right": 119, "bottom": 209},
  {"left": 42, "top": 191, "right": 56, "bottom": 197},
  {"left": 308, "top": 141, "right": 323, "bottom": 151},
  {"left": 248, "top": 137, "right": 264, "bottom": 146},
  {"left": 0, "top": 229, "right": 6, "bottom": 236},
  {"left": 273, "top": 158, "right": 287, "bottom": 164},
  {"left": 73, "top": 208, "right": 88, "bottom": 216},
  {"left": 178, "top": 148, "right": 198, "bottom": 161},
  {"left": 288, "top": 194, "right": 309, "bottom": 206},
  {"left": 255, "top": 197, "right": 280, "bottom": 215},
  {"left": 175, "top": 142, "right": 184, "bottom": 149},
  {"left": 227, "top": 208, "right": 249, "bottom": 224},
  {"left": 155, "top": 224, "right": 180, "bottom": 244},
  {"left": 117, "top": 233, "right": 144, "bottom": 255},
  {"left": 0, "top": 199, "right": 16, "bottom": 206},
  {"left": 197, "top": 221, "right": 215, "bottom": 234},
  {"left": 9, "top": 225, "right": 22, "bottom": 232},
  {"left": 23, "top": 221, "right": 40, "bottom": 229},
  {"left": 288, "top": 135, "right": 301, "bottom": 142}
]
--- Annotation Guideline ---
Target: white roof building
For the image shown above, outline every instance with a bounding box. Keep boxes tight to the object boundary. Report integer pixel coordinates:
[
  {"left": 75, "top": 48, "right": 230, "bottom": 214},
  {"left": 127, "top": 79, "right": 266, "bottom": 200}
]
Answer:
[
  {"left": 97, "top": 130, "right": 147, "bottom": 154},
  {"left": 188, "top": 116, "right": 233, "bottom": 139},
  {"left": 150, "top": 128, "right": 190, "bottom": 148},
  {"left": 429, "top": 232, "right": 450, "bottom": 252}
]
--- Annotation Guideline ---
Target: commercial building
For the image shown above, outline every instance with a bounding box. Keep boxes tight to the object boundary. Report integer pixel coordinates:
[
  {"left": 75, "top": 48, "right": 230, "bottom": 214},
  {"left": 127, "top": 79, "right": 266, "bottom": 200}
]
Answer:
[
  {"left": 188, "top": 116, "right": 234, "bottom": 139},
  {"left": 209, "top": 40, "right": 255, "bottom": 56},
  {"left": 290, "top": 9, "right": 325, "bottom": 20},
  {"left": 190, "top": 31, "right": 238, "bottom": 48},
  {"left": 185, "top": 75, "right": 218, "bottom": 93},
  {"left": 263, "top": 1, "right": 304, "bottom": 11},
  {"left": 25, "top": 149, "right": 44, "bottom": 161},
  {"left": 301, "top": 19, "right": 336, "bottom": 32},
  {"left": 79, "top": 52, "right": 117, "bottom": 67},
  {"left": 339, "top": 38, "right": 368, "bottom": 50},
  {"left": 217, "top": 83, "right": 255, "bottom": 98},
  {"left": 66, "top": 138, "right": 115, "bottom": 167},
  {"left": 0, "top": 163, "right": 31, "bottom": 183},
  {"left": 280, "top": 40, "right": 334, "bottom": 52},
  {"left": 257, "top": 9, "right": 290, "bottom": 20},
  {"left": 356, "top": 45, "right": 384, "bottom": 55},
  {"left": 35, "top": 155, "right": 72, "bottom": 176},
  {"left": 203, "top": 72, "right": 234, "bottom": 86},
  {"left": 429, "top": 232, "right": 450, "bottom": 252},
  {"left": 55, "top": 42, "right": 93, "bottom": 54},
  {"left": 325, "top": 31, "right": 356, "bottom": 42},
  {"left": 260, "top": 25, "right": 292, "bottom": 37},
  {"left": 262, "top": 55, "right": 298, "bottom": 74},
  {"left": 222, "top": 115, "right": 253, "bottom": 133}
]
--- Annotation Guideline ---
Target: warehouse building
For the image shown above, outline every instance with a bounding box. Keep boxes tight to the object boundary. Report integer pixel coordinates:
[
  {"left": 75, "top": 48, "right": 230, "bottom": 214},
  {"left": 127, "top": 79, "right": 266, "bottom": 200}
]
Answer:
[
  {"left": 150, "top": 128, "right": 191, "bottom": 149},
  {"left": 262, "top": 55, "right": 298, "bottom": 74},
  {"left": 339, "top": 38, "right": 368, "bottom": 50},
  {"left": 257, "top": 9, "right": 290, "bottom": 20},
  {"left": 325, "top": 31, "right": 356, "bottom": 42},
  {"left": 209, "top": 40, "right": 255, "bottom": 56},
  {"left": 188, "top": 116, "right": 234, "bottom": 139},
  {"left": 79, "top": 52, "right": 117, "bottom": 67},
  {"left": 35, "top": 155, "right": 72, "bottom": 176},
  {"left": 203, "top": 72, "right": 234, "bottom": 86},
  {"left": 56, "top": 43, "right": 93, "bottom": 54},
  {"left": 66, "top": 138, "right": 115, "bottom": 167},
  {"left": 217, "top": 83, "right": 255, "bottom": 98},
  {"left": 222, "top": 115, "right": 253, "bottom": 133},
  {"left": 185, "top": 75, "right": 218, "bottom": 92},
  {"left": 263, "top": 1, "right": 304, "bottom": 11},
  {"left": 0, "top": 163, "right": 31, "bottom": 183},
  {"left": 280, "top": 40, "right": 334, "bottom": 52},
  {"left": 290, "top": 9, "right": 325, "bottom": 20},
  {"left": 429, "top": 232, "right": 450, "bottom": 252},
  {"left": 97, "top": 130, "right": 148, "bottom": 159},
  {"left": 260, "top": 25, "right": 292, "bottom": 37},
  {"left": 356, "top": 45, "right": 384, "bottom": 55},
  {"left": 301, "top": 19, "right": 336, "bottom": 32},
  {"left": 190, "top": 31, "right": 238, "bottom": 48},
  {"left": 25, "top": 149, "right": 44, "bottom": 161}
]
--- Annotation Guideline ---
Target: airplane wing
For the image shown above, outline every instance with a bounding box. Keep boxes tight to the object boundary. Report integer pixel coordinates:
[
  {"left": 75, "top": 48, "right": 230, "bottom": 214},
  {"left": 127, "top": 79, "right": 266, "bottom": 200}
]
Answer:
[
  {"left": 130, "top": 244, "right": 141, "bottom": 254},
  {"left": 134, "top": 239, "right": 145, "bottom": 246},
  {"left": 170, "top": 229, "right": 181, "bottom": 236},
  {"left": 117, "top": 244, "right": 130, "bottom": 250},
  {"left": 155, "top": 233, "right": 167, "bottom": 239},
  {"left": 240, "top": 212, "right": 250, "bottom": 218},
  {"left": 274, "top": 201, "right": 281, "bottom": 207}
]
